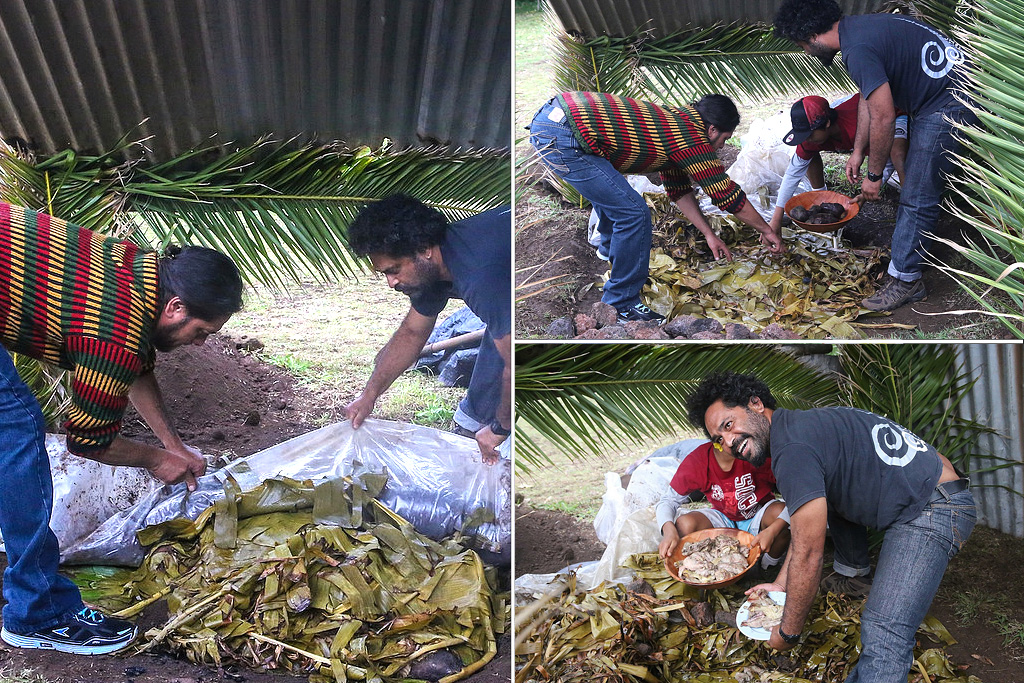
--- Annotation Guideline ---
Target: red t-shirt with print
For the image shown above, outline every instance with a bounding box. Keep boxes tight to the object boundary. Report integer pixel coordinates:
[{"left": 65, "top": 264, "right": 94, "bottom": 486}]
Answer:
[{"left": 669, "top": 443, "right": 778, "bottom": 521}]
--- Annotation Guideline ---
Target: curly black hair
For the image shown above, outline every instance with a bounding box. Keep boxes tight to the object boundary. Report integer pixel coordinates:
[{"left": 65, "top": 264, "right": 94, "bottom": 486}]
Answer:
[
  {"left": 686, "top": 372, "right": 778, "bottom": 436},
  {"left": 347, "top": 194, "right": 448, "bottom": 258},
  {"left": 773, "top": 0, "right": 843, "bottom": 43}
]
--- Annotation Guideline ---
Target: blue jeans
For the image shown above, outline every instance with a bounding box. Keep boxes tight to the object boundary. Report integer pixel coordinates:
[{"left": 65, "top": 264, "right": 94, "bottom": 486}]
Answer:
[
  {"left": 529, "top": 99, "right": 652, "bottom": 310},
  {"left": 845, "top": 488, "right": 976, "bottom": 683},
  {"left": 888, "top": 103, "right": 979, "bottom": 281},
  {"left": 0, "top": 350, "right": 83, "bottom": 633},
  {"left": 454, "top": 329, "right": 503, "bottom": 430}
]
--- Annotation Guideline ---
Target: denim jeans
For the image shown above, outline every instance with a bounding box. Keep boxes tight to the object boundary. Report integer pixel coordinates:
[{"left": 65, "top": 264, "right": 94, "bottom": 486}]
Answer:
[
  {"left": 846, "top": 488, "right": 976, "bottom": 683},
  {"left": 529, "top": 99, "right": 652, "bottom": 310},
  {"left": 0, "top": 350, "right": 83, "bottom": 633},
  {"left": 888, "top": 103, "right": 979, "bottom": 281},
  {"left": 453, "top": 329, "right": 503, "bottom": 430},
  {"left": 827, "top": 507, "right": 872, "bottom": 577}
]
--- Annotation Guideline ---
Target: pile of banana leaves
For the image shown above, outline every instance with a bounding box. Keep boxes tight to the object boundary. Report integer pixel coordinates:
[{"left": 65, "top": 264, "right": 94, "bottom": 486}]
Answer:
[
  {"left": 515, "top": 553, "right": 978, "bottom": 683},
  {"left": 634, "top": 195, "right": 895, "bottom": 339},
  {"left": 75, "top": 474, "right": 507, "bottom": 683}
]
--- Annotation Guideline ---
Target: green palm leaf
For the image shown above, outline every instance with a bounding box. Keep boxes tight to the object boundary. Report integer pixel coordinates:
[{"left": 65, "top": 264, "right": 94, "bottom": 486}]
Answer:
[{"left": 514, "top": 344, "right": 839, "bottom": 471}]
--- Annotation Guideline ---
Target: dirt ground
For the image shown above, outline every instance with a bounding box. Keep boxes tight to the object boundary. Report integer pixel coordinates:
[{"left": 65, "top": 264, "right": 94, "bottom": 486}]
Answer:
[
  {"left": 515, "top": 145, "right": 1015, "bottom": 340},
  {"left": 515, "top": 504, "right": 1024, "bottom": 683},
  {"left": 0, "top": 335, "right": 510, "bottom": 683}
]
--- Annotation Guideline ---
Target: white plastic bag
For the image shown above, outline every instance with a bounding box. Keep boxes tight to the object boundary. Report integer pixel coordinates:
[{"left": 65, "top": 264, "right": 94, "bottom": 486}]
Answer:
[
  {"left": 63, "top": 419, "right": 511, "bottom": 566},
  {"left": 588, "top": 175, "right": 666, "bottom": 246}
]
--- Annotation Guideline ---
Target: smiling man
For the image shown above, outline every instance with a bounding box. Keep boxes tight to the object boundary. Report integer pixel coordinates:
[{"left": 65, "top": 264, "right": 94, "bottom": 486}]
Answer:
[
  {"left": 344, "top": 195, "right": 511, "bottom": 464},
  {"left": 528, "top": 92, "right": 784, "bottom": 323},
  {"left": 686, "top": 371, "right": 976, "bottom": 683},
  {"left": 0, "top": 203, "right": 243, "bottom": 655}
]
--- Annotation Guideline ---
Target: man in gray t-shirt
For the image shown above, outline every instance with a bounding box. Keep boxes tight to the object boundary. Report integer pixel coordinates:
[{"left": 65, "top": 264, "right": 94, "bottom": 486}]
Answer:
[
  {"left": 687, "top": 371, "right": 976, "bottom": 683},
  {"left": 774, "top": 0, "right": 979, "bottom": 313}
]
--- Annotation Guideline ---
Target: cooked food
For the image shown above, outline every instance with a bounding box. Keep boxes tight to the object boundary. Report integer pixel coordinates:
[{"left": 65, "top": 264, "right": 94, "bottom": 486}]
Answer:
[
  {"left": 674, "top": 534, "right": 752, "bottom": 584},
  {"left": 741, "top": 589, "right": 784, "bottom": 630},
  {"left": 789, "top": 202, "right": 847, "bottom": 224}
]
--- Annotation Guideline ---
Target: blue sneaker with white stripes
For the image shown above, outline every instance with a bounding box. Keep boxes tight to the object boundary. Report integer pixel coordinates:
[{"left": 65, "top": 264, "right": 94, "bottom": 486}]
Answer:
[{"left": 1, "top": 606, "right": 137, "bottom": 655}]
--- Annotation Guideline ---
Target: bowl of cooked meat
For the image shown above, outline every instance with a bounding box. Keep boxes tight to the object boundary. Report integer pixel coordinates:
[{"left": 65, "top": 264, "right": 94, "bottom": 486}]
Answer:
[
  {"left": 784, "top": 190, "right": 860, "bottom": 233},
  {"left": 664, "top": 527, "right": 762, "bottom": 589}
]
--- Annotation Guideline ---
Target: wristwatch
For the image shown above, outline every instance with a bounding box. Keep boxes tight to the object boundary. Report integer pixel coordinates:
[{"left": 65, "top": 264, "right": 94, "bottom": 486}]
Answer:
[
  {"left": 866, "top": 170, "right": 883, "bottom": 182},
  {"left": 490, "top": 421, "right": 511, "bottom": 437},
  {"left": 778, "top": 627, "right": 801, "bottom": 645}
]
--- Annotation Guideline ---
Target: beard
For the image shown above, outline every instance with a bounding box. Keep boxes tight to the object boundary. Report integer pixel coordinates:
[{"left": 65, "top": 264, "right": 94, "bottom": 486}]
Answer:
[
  {"left": 151, "top": 317, "right": 190, "bottom": 352},
  {"left": 394, "top": 257, "right": 444, "bottom": 298},
  {"left": 733, "top": 407, "right": 772, "bottom": 468},
  {"left": 807, "top": 41, "right": 839, "bottom": 67}
]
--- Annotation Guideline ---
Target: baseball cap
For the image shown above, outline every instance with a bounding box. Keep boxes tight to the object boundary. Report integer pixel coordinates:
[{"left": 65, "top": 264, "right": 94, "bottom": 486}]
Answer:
[{"left": 783, "top": 96, "right": 831, "bottom": 146}]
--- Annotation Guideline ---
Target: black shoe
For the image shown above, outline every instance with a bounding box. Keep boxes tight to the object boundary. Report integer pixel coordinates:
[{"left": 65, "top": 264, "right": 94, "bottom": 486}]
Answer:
[
  {"left": 616, "top": 303, "right": 665, "bottom": 323},
  {"left": 861, "top": 275, "right": 926, "bottom": 312},
  {"left": 820, "top": 572, "right": 872, "bottom": 599},
  {"left": 1, "top": 607, "right": 138, "bottom": 655}
]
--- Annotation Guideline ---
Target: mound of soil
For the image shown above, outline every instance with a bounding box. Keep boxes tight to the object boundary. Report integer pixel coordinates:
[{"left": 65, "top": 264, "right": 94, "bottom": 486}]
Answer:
[
  {"left": 515, "top": 504, "right": 1024, "bottom": 682},
  {"left": 0, "top": 335, "right": 510, "bottom": 683}
]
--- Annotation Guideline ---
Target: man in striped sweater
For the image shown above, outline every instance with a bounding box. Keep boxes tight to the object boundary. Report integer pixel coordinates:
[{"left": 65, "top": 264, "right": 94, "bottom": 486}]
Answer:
[
  {"left": 529, "top": 92, "right": 785, "bottom": 323},
  {"left": 0, "top": 204, "right": 243, "bottom": 655}
]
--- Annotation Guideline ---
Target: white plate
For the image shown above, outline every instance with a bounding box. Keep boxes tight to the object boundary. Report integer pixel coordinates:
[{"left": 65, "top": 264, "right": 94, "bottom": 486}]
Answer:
[{"left": 736, "top": 590, "right": 786, "bottom": 640}]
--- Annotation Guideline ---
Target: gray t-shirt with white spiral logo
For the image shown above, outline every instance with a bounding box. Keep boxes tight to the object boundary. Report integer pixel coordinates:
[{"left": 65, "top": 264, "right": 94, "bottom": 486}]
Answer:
[
  {"left": 839, "top": 14, "right": 969, "bottom": 118},
  {"left": 770, "top": 407, "right": 942, "bottom": 530}
]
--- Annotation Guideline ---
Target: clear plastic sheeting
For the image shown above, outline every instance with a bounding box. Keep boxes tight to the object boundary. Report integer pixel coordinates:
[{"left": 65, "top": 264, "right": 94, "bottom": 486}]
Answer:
[
  {"left": 515, "top": 439, "right": 703, "bottom": 601},
  {"left": 63, "top": 419, "right": 511, "bottom": 567}
]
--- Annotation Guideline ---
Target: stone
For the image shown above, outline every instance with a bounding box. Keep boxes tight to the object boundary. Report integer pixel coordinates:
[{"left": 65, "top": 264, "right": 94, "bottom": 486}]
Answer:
[
  {"left": 574, "top": 313, "right": 597, "bottom": 334},
  {"left": 575, "top": 328, "right": 603, "bottom": 339},
  {"left": 690, "top": 601, "right": 715, "bottom": 628},
  {"left": 663, "top": 314, "right": 700, "bottom": 338},
  {"left": 630, "top": 325, "right": 671, "bottom": 340},
  {"left": 691, "top": 331, "right": 724, "bottom": 340},
  {"left": 724, "top": 323, "right": 754, "bottom": 340},
  {"left": 594, "top": 325, "right": 631, "bottom": 339},
  {"left": 591, "top": 301, "right": 619, "bottom": 327},
  {"left": 761, "top": 323, "right": 802, "bottom": 340},
  {"left": 236, "top": 338, "right": 264, "bottom": 352},
  {"left": 545, "top": 316, "right": 575, "bottom": 339}
]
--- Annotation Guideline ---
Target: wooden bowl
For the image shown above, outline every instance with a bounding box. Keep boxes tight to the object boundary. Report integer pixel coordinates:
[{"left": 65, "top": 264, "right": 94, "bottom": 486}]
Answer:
[
  {"left": 664, "top": 527, "right": 762, "bottom": 589},
  {"left": 784, "top": 190, "right": 860, "bottom": 233}
]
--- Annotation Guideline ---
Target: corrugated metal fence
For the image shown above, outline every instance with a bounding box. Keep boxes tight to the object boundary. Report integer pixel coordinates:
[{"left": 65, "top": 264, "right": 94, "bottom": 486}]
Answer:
[
  {"left": 0, "top": 0, "right": 511, "bottom": 160},
  {"left": 958, "top": 343, "right": 1024, "bottom": 538}
]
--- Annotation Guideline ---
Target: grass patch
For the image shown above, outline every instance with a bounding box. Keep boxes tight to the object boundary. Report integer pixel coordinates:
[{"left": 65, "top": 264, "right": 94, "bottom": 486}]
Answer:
[{"left": 223, "top": 278, "right": 464, "bottom": 427}]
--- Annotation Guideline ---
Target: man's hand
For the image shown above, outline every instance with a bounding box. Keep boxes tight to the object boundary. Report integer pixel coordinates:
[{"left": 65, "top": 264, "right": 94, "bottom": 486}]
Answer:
[
  {"left": 474, "top": 424, "right": 504, "bottom": 465},
  {"left": 704, "top": 233, "right": 733, "bottom": 261},
  {"left": 745, "top": 581, "right": 785, "bottom": 595},
  {"left": 147, "top": 444, "right": 206, "bottom": 491},
  {"left": 659, "top": 525, "right": 681, "bottom": 559},
  {"left": 757, "top": 224, "right": 786, "bottom": 253},
  {"left": 859, "top": 177, "right": 882, "bottom": 202},
  {"left": 846, "top": 150, "right": 866, "bottom": 185},
  {"left": 344, "top": 392, "right": 378, "bottom": 429}
]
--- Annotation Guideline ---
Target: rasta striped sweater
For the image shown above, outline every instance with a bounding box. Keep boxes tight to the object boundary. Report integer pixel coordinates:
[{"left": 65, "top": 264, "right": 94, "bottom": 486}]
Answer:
[
  {"left": 555, "top": 91, "right": 747, "bottom": 213},
  {"left": 0, "top": 203, "right": 160, "bottom": 456}
]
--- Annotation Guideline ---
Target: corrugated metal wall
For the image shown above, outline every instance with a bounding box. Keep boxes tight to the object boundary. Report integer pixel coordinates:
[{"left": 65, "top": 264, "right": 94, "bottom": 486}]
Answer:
[
  {"left": 546, "top": 0, "right": 892, "bottom": 38},
  {"left": 958, "top": 343, "right": 1024, "bottom": 538},
  {"left": 0, "top": 0, "right": 511, "bottom": 160}
]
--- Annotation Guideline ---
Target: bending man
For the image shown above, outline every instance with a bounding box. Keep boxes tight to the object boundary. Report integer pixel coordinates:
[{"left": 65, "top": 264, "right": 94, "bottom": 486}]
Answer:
[
  {"left": 529, "top": 92, "right": 784, "bottom": 323},
  {"left": 687, "top": 372, "right": 975, "bottom": 682},
  {"left": 0, "top": 203, "right": 243, "bottom": 655},
  {"left": 344, "top": 195, "right": 511, "bottom": 464}
]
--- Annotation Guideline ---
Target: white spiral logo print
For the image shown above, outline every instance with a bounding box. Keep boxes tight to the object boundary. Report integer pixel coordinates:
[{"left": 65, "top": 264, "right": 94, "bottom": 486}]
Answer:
[
  {"left": 921, "top": 40, "right": 959, "bottom": 79},
  {"left": 872, "top": 423, "right": 928, "bottom": 466}
]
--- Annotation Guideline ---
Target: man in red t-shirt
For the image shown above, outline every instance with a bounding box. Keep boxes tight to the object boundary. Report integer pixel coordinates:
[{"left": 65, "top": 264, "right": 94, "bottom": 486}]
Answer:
[
  {"left": 655, "top": 441, "right": 790, "bottom": 569},
  {"left": 768, "top": 94, "right": 908, "bottom": 232}
]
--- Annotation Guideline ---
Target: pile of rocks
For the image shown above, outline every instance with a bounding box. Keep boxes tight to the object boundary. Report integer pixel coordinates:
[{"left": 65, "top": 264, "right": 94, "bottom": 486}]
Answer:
[{"left": 545, "top": 303, "right": 801, "bottom": 340}]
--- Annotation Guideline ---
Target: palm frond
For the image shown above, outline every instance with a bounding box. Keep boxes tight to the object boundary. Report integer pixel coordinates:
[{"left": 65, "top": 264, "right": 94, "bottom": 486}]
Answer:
[
  {"left": 0, "top": 136, "right": 511, "bottom": 289},
  {"left": 932, "top": 0, "right": 1024, "bottom": 337},
  {"left": 513, "top": 343, "right": 840, "bottom": 471},
  {"left": 11, "top": 354, "right": 70, "bottom": 429}
]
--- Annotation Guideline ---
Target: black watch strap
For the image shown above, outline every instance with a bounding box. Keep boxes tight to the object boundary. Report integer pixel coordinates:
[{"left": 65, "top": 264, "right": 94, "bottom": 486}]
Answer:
[
  {"left": 778, "top": 627, "right": 801, "bottom": 644},
  {"left": 866, "top": 170, "right": 883, "bottom": 182},
  {"left": 490, "top": 421, "right": 511, "bottom": 436}
]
